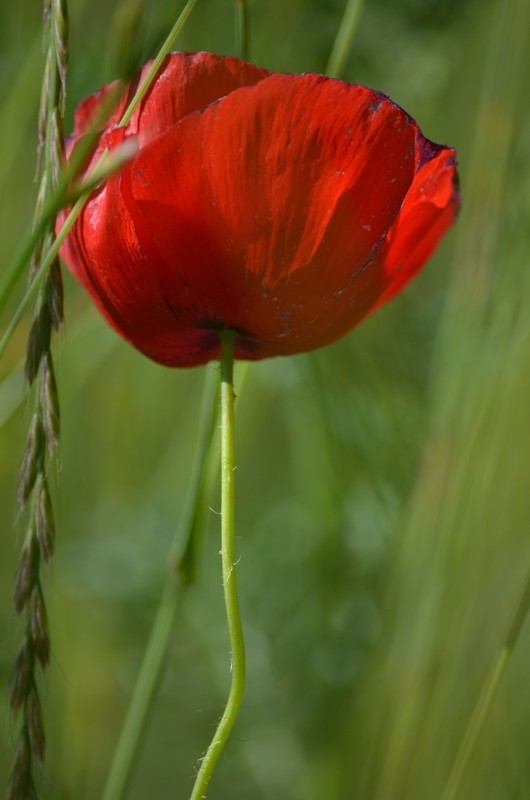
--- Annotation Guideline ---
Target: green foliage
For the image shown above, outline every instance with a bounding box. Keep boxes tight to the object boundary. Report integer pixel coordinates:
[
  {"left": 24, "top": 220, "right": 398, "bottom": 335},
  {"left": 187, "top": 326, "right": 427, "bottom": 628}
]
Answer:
[{"left": 1, "top": 0, "right": 529, "bottom": 798}]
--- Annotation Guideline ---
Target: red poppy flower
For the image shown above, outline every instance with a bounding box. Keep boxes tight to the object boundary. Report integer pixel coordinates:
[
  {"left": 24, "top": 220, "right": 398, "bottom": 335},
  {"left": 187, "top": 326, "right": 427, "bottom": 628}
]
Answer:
[{"left": 60, "top": 52, "right": 460, "bottom": 367}]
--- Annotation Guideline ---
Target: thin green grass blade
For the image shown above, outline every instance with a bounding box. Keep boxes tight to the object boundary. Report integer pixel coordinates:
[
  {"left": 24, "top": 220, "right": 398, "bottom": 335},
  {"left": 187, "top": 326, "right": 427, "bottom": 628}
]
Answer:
[
  {"left": 326, "top": 0, "right": 365, "bottom": 79},
  {"left": 101, "top": 365, "right": 219, "bottom": 800},
  {"left": 235, "top": 0, "right": 249, "bottom": 61},
  {"left": 118, "top": 0, "right": 199, "bottom": 128},
  {"left": 441, "top": 571, "right": 530, "bottom": 800},
  {"left": 0, "top": 83, "right": 125, "bottom": 322},
  {"left": 0, "top": 0, "right": 200, "bottom": 354},
  {"left": 349, "top": 1, "right": 530, "bottom": 797}
]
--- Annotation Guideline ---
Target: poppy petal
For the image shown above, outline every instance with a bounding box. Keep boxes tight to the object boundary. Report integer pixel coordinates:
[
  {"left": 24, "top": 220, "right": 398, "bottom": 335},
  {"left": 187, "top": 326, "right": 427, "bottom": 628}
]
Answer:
[
  {"left": 60, "top": 53, "right": 460, "bottom": 366},
  {"left": 69, "top": 52, "right": 269, "bottom": 175},
  {"left": 372, "top": 143, "right": 460, "bottom": 311},
  {"left": 123, "top": 74, "right": 424, "bottom": 359},
  {"left": 60, "top": 167, "right": 224, "bottom": 366}
]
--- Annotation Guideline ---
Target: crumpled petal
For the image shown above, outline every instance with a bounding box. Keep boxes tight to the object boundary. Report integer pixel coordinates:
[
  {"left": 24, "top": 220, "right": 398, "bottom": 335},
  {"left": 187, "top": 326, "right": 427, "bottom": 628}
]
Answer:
[{"left": 371, "top": 142, "right": 459, "bottom": 311}]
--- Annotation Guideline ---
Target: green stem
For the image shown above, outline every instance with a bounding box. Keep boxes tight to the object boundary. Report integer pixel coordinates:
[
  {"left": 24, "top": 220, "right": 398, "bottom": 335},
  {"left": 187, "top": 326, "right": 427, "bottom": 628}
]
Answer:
[
  {"left": 441, "top": 570, "right": 530, "bottom": 800},
  {"left": 190, "top": 331, "right": 246, "bottom": 800},
  {"left": 234, "top": 0, "right": 249, "bottom": 61},
  {"left": 325, "top": 0, "right": 365, "bottom": 79},
  {"left": 101, "top": 367, "right": 219, "bottom": 800},
  {"left": 0, "top": 0, "right": 200, "bottom": 344},
  {"left": 0, "top": 82, "right": 124, "bottom": 327},
  {"left": 119, "top": 0, "right": 199, "bottom": 128},
  {"left": 0, "top": 193, "right": 91, "bottom": 361}
]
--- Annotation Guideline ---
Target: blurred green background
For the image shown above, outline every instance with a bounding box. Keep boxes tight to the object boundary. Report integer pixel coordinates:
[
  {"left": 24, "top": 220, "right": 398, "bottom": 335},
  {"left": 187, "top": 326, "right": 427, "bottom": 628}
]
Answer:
[{"left": 1, "top": 0, "right": 529, "bottom": 798}]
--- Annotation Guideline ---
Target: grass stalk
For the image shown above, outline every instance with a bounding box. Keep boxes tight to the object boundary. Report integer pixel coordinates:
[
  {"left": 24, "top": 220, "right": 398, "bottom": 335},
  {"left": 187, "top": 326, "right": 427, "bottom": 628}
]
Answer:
[
  {"left": 0, "top": 0, "right": 200, "bottom": 353},
  {"left": 101, "top": 367, "right": 219, "bottom": 800},
  {"left": 118, "top": 0, "right": 199, "bottom": 128},
  {"left": 325, "top": 0, "right": 365, "bottom": 79},
  {"left": 441, "top": 571, "right": 530, "bottom": 800},
  {"left": 7, "top": 1, "right": 68, "bottom": 796},
  {"left": 234, "top": 0, "right": 249, "bottom": 61}
]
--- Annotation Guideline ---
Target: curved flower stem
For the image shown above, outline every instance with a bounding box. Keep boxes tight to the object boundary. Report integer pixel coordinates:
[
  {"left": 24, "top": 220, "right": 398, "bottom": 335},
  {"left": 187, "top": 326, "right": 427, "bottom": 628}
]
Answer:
[
  {"left": 441, "top": 570, "right": 530, "bottom": 800},
  {"left": 101, "top": 367, "right": 219, "bottom": 800},
  {"left": 190, "top": 331, "right": 246, "bottom": 800},
  {"left": 234, "top": 0, "right": 249, "bottom": 61},
  {"left": 326, "top": 0, "right": 365, "bottom": 79}
]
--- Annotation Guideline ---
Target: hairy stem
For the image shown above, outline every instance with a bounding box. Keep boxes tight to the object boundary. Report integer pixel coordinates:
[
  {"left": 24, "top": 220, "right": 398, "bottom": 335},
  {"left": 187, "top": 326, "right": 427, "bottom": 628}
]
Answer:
[{"left": 190, "top": 331, "right": 246, "bottom": 800}]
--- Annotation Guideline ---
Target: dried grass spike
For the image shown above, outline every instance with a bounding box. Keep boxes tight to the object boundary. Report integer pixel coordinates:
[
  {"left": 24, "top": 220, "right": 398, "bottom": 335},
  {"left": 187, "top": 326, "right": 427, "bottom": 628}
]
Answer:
[
  {"left": 47, "top": 258, "right": 64, "bottom": 331},
  {"left": 54, "top": 0, "right": 69, "bottom": 113},
  {"left": 8, "top": 637, "right": 34, "bottom": 712},
  {"left": 6, "top": 728, "right": 31, "bottom": 800},
  {"left": 9, "top": 0, "right": 69, "bottom": 791},
  {"left": 29, "top": 244, "right": 42, "bottom": 283},
  {"left": 43, "top": 0, "right": 52, "bottom": 29},
  {"left": 48, "top": 111, "right": 64, "bottom": 186},
  {"left": 40, "top": 353, "right": 60, "bottom": 447},
  {"left": 29, "top": 586, "right": 50, "bottom": 667},
  {"left": 25, "top": 785, "right": 38, "bottom": 800},
  {"left": 24, "top": 302, "right": 51, "bottom": 386},
  {"left": 25, "top": 686, "right": 45, "bottom": 763},
  {"left": 17, "top": 415, "right": 43, "bottom": 509},
  {"left": 35, "top": 49, "right": 52, "bottom": 179},
  {"left": 34, "top": 475, "right": 55, "bottom": 563},
  {"left": 13, "top": 533, "right": 40, "bottom": 615}
]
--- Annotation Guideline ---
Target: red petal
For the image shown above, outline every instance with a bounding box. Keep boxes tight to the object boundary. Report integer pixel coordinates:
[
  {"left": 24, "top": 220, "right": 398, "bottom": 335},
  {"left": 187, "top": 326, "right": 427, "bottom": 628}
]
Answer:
[
  {"left": 70, "top": 53, "right": 269, "bottom": 174},
  {"left": 60, "top": 170, "right": 222, "bottom": 366},
  {"left": 371, "top": 144, "right": 460, "bottom": 313},
  {"left": 126, "top": 52, "right": 270, "bottom": 144},
  {"left": 123, "top": 75, "right": 420, "bottom": 359}
]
